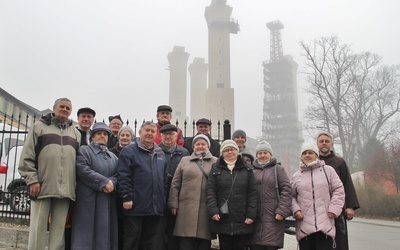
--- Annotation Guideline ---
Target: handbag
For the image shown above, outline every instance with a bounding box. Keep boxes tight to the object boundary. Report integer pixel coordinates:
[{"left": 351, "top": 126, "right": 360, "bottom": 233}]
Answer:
[
  {"left": 219, "top": 199, "right": 230, "bottom": 215},
  {"left": 335, "top": 213, "right": 347, "bottom": 235},
  {"left": 218, "top": 172, "right": 238, "bottom": 216}
]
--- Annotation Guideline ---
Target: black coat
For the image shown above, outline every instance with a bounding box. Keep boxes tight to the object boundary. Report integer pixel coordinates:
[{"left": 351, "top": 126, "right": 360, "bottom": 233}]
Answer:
[{"left": 206, "top": 156, "right": 258, "bottom": 235}]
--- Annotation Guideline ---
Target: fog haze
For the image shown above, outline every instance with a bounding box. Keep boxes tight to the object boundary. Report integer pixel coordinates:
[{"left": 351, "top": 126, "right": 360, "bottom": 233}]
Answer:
[{"left": 1, "top": 0, "right": 399, "bottom": 138}]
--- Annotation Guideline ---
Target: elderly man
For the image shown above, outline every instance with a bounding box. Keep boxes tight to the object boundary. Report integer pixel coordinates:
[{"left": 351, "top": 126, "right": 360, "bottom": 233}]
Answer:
[
  {"left": 154, "top": 105, "right": 184, "bottom": 146},
  {"left": 19, "top": 98, "right": 81, "bottom": 250},
  {"left": 183, "top": 118, "right": 221, "bottom": 157},
  {"left": 317, "top": 132, "right": 360, "bottom": 250},
  {"left": 76, "top": 107, "right": 96, "bottom": 145},
  {"left": 107, "top": 114, "right": 123, "bottom": 149},
  {"left": 154, "top": 124, "right": 190, "bottom": 250},
  {"left": 117, "top": 121, "right": 167, "bottom": 250},
  {"left": 232, "top": 129, "right": 252, "bottom": 155}
]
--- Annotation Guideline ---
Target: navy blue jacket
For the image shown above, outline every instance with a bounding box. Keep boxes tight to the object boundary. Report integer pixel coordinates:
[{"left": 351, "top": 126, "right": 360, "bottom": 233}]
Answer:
[{"left": 117, "top": 141, "right": 167, "bottom": 216}]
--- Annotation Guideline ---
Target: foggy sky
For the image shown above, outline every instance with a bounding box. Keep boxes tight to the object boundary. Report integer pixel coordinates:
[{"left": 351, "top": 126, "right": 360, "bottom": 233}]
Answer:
[{"left": 1, "top": 0, "right": 399, "bottom": 139}]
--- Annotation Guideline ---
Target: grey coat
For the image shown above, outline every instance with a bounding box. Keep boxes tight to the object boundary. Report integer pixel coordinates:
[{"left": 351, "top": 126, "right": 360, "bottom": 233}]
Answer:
[
  {"left": 71, "top": 142, "right": 119, "bottom": 250},
  {"left": 168, "top": 152, "right": 218, "bottom": 240},
  {"left": 251, "top": 158, "right": 292, "bottom": 248}
]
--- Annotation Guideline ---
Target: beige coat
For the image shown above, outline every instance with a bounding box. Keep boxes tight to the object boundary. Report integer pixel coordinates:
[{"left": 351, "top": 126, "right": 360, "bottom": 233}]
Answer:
[{"left": 168, "top": 152, "right": 218, "bottom": 240}]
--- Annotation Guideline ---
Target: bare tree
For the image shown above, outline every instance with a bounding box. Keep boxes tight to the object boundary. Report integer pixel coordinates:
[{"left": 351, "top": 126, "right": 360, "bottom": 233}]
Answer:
[{"left": 301, "top": 35, "right": 400, "bottom": 171}]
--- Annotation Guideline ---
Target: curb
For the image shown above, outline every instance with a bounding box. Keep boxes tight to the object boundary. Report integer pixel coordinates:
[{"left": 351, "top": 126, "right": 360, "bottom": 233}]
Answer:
[{"left": 352, "top": 217, "right": 400, "bottom": 229}]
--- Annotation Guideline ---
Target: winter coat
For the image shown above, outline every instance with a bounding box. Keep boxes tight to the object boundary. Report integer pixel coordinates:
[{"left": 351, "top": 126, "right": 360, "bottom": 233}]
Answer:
[
  {"left": 183, "top": 134, "right": 221, "bottom": 157},
  {"left": 71, "top": 142, "right": 119, "bottom": 250},
  {"left": 291, "top": 160, "right": 345, "bottom": 242},
  {"left": 158, "top": 143, "right": 190, "bottom": 204},
  {"left": 206, "top": 156, "right": 258, "bottom": 236},
  {"left": 319, "top": 152, "right": 360, "bottom": 210},
  {"left": 251, "top": 158, "right": 292, "bottom": 248},
  {"left": 168, "top": 151, "right": 218, "bottom": 240},
  {"left": 19, "top": 113, "right": 81, "bottom": 200},
  {"left": 117, "top": 141, "right": 167, "bottom": 216},
  {"left": 154, "top": 122, "right": 184, "bottom": 146}
]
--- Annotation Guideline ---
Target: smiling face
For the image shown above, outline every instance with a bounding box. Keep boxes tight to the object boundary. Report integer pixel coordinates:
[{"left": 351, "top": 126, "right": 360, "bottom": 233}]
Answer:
[
  {"left": 193, "top": 138, "right": 209, "bottom": 153},
  {"left": 109, "top": 119, "right": 123, "bottom": 135},
  {"left": 197, "top": 123, "right": 211, "bottom": 135},
  {"left": 53, "top": 100, "right": 72, "bottom": 123},
  {"left": 161, "top": 131, "right": 177, "bottom": 147},
  {"left": 118, "top": 130, "right": 133, "bottom": 147},
  {"left": 92, "top": 130, "right": 109, "bottom": 145},
  {"left": 257, "top": 150, "right": 271, "bottom": 162},
  {"left": 139, "top": 124, "right": 157, "bottom": 145},
  {"left": 317, "top": 134, "right": 333, "bottom": 156},
  {"left": 222, "top": 147, "right": 239, "bottom": 162},
  {"left": 233, "top": 135, "right": 246, "bottom": 148},
  {"left": 301, "top": 150, "right": 318, "bottom": 164},
  {"left": 78, "top": 112, "right": 94, "bottom": 131}
]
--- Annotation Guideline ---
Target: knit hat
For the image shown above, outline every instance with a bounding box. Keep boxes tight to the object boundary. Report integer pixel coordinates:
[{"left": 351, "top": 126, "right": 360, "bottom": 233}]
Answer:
[
  {"left": 118, "top": 126, "right": 134, "bottom": 138},
  {"left": 192, "top": 134, "right": 210, "bottom": 147},
  {"left": 220, "top": 139, "right": 239, "bottom": 155},
  {"left": 232, "top": 129, "right": 246, "bottom": 141},
  {"left": 255, "top": 141, "right": 273, "bottom": 155},
  {"left": 90, "top": 122, "right": 111, "bottom": 139},
  {"left": 300, "top": 142, "right": 319, "bottom": 157}
]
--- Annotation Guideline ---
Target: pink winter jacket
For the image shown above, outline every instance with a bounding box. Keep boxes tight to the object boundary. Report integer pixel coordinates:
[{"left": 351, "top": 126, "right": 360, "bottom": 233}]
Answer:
[{"left": 291, "top": 160, "right": 345, "bottom": 242}]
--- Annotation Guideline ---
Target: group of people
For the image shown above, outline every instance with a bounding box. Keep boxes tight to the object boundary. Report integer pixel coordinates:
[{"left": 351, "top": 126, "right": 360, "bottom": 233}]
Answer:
[{"left": 18, "top": 98, "right": 359, "bottom": 250}]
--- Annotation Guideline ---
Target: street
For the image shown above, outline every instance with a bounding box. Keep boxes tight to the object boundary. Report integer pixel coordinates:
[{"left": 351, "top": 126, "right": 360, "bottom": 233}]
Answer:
[{"left": 283, "top": 218, "right": 400, "bottom": 250}]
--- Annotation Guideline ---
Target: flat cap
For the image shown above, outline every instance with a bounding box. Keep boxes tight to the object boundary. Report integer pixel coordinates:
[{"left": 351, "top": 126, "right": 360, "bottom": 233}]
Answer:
[
  {"left": 160, "top": 124, "right": 178, "bottom": 133},
  {"left": 77, "top": 107, "right": 96, "bottom": 117},
  {"left": 157, "top": 105, "right": 172, "bottom": 112},
  {"left": 196, "top": 118, "right": 212, "bottom": 126}
]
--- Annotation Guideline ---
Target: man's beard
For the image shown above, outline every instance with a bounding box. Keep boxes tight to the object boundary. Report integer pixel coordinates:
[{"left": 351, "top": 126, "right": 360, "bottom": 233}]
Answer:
[{"left": 320, "top": 146, "right": 330, "bottom": 154}]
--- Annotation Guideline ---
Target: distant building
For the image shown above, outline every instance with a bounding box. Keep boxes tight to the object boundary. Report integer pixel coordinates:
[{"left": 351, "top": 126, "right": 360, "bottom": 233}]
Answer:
[
  {"left": 0, "top": 87, "right": 42, "bottom": 130},
  {"left": 188, "top": 57, "right": 208, "bottom": 123},
  {"left": 204, "top": 0, "right": 239, "bottom": 137},
  {"left": 168, "top": 46, "right": 190, "bottom": 126},
  {"left": 261, "top": 20, "right": 303, "bottom": 175}
]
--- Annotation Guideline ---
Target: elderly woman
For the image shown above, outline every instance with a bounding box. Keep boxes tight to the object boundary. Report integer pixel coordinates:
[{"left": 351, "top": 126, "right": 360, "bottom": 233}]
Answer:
[
  {"left": 291, "top": 142, "right": 345, "bottom": 250},
  {"left": 168, "top": 134, "right": 218, "bottom": 250},
  {"left": 108, "top": 125, "right": 134, "bottom": 250},
  {"left": 250, "top": 141, "right": 292, "bottom": 250},
  {"left": 71, "top": 122, "right": 119, "bottom": 250},
  {"left": 110, "top": 125, "right": 135, "bottom": 157},
  {"left": 206, "top": 140, "right": 258, "bottom": 250}
]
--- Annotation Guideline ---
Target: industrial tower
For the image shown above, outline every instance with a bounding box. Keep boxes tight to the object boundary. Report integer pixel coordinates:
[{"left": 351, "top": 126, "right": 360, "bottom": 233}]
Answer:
[
  {"left": 188, "top": 57, "right": 208, "bottom": 123},
  {"left": 262, "top": 20, "right": 303, "bottom": 175},
  {"left": 205, "top": 0, "right": 239, "bottom": 137},
  {"left": 168, "top": 46, "right": 190, "bottom": 125}
]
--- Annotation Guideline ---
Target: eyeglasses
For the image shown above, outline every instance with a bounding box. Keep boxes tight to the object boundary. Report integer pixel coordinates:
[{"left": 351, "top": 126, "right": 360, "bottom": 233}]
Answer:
[{"left": 110, "top": 122, "right": 122, "bottom": 126}]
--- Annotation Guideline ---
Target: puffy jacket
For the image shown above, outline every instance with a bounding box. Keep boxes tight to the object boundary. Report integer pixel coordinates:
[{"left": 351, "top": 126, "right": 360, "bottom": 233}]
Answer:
[
  {"left": 117, "top": 140, "right": 167, "bottom": 216},
  {"left": 206, "top": 156, "right": 258, "bottom": 236},
  {"left": 291, "top": 160, "right": 345, "bottom": 241},
  {"left": 19, "top": 113, "right": 81, "bottom": 200}
]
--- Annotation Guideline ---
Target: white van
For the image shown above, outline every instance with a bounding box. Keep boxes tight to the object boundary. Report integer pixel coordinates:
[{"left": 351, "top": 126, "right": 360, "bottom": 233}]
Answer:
[{"left": 0, "top": 123, "right": 30, "bottom": 213}]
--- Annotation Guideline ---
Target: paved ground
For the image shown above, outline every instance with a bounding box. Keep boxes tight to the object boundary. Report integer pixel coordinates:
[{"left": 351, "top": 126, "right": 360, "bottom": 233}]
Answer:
[{"left": 0, "top": 217, "right": 399, "bottom": 249}]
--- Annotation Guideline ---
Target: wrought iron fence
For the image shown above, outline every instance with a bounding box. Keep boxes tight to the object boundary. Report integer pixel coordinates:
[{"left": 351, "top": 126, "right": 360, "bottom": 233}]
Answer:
[{"left": 0, "top": 112, "right": 231, "bottom": 221}]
